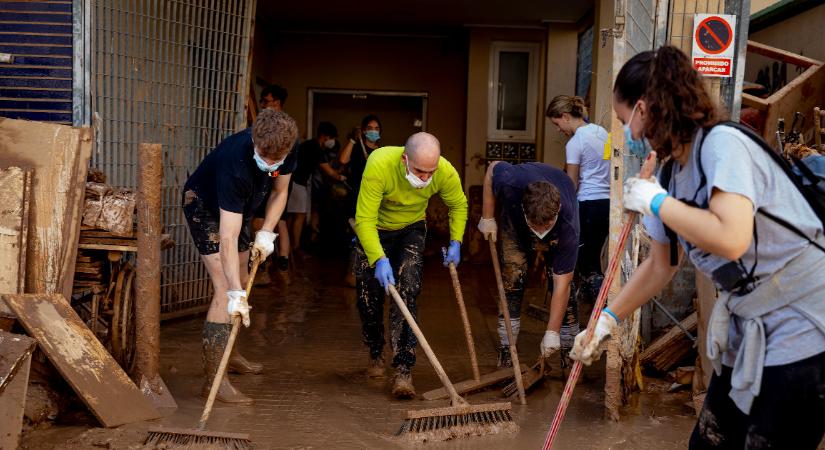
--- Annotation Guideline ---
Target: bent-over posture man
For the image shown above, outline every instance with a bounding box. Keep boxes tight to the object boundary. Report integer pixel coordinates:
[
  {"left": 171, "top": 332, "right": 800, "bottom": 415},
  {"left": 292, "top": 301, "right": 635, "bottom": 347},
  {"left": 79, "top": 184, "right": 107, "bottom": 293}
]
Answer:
[
  {"left": 182, "top": 109, "right": 298, "bottom": 403},
  {"left": 353, "top": 132, "right": 467, "bottom": 398},
  {"left": 478, "top": 161, "right": 580, "bottom": 366}
]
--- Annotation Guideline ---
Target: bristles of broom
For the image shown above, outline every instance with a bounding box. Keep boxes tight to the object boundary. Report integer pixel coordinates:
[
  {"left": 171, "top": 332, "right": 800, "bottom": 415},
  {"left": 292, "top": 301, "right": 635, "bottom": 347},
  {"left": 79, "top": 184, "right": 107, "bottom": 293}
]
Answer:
[
  {"left": 397, "top": 404, "right": 519, "bottom": 443},
  {"left": 144, "top": 428, "right": 253, "bottom": 449}
]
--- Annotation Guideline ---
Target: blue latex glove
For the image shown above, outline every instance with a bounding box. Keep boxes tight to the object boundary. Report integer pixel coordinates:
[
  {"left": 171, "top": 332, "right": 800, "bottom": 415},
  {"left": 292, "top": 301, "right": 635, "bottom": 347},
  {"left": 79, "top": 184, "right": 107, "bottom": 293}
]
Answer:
[
  {"left": 442, "top": 240, "right": 461, "bottom": 267},
  {"left": 374, "top": 257, "right": 396, "bottom": 289}
]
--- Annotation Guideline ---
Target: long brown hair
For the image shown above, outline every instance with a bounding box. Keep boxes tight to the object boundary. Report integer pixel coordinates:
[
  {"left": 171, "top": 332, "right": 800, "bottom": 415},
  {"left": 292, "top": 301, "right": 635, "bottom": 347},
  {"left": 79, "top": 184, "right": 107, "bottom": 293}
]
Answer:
[{"left": 614, "top": 45, "right": 722, "bottom": 158}]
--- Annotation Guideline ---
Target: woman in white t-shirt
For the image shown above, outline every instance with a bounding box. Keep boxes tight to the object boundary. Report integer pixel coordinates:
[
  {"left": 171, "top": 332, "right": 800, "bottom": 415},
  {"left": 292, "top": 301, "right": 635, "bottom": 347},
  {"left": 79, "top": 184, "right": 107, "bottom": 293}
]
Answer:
[
  {"left": 547, "top": 95, "right": 609, "bottom": 280},
  {"left": 570, "top": 45, "right": 825, "bottom": 449}
]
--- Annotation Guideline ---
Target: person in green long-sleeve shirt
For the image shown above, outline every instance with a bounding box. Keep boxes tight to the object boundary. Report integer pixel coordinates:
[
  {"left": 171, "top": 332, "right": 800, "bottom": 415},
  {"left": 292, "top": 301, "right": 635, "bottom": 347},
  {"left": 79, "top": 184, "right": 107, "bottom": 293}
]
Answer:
[{"left": 353, "top": 132, "right": 467, "bottom": 398}]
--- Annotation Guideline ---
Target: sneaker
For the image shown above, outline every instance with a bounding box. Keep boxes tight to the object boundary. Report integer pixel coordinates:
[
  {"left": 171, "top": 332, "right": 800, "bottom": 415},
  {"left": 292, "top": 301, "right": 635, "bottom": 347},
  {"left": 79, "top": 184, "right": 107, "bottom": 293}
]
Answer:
[
  {"left": 498, "top": 347, "right": 513, "bottom": 368},
  {"left": 366, "top": 356, "right": 385, "bottom": 378},
  {"left": 391, "top": 370, "right": 416, "bottom": 399}
]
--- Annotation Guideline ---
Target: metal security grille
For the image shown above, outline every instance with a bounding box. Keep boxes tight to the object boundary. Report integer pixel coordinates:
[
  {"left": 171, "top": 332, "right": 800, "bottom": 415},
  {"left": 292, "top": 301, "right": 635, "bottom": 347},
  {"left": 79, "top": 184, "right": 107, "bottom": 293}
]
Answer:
[
  {"left": 89, "top": 0, "right": 255, "bottom": 318},
  {"left": 0, "top": 1, "right": 74, "bottom": 123}
]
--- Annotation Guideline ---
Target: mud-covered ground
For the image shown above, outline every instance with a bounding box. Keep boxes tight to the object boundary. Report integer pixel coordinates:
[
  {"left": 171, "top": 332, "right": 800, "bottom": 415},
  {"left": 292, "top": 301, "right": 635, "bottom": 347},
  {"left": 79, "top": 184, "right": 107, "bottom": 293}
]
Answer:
[{"left": 21, "top": 255, "right": 697, "bottom": 449}]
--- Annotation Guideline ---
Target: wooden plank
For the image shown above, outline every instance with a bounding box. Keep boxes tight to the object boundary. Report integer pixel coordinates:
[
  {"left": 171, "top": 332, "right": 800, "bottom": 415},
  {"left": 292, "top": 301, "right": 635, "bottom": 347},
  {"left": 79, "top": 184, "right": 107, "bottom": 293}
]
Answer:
[
  {"left": 747, "top": 40, "right": 822, "bottom": 69},
  {"left": 640, "top": 311, "right": 698, "bottom": 371},
  {"left": 0, "top": 167, "right": 31, "bottom": 316},
  {"left": 77, "top": 243, "right": 137, "bottom": 252},
  {"left": 59, "top": 127, "right": 93, "bottom": 300},
  {"left": 422, "top": 365, "right": 529, "bottom": 400},
  {"left": 1, "top": 294, "right": 160, "bottom": 427},
  {"left": 0, "top": 118, "right": 92, "bottom": 298},
  {"left": 0, "top": 331, "right": 35, "bottom": 450},
  {"left": 79, "top": 236, "right": 138, "bottom": 247}
]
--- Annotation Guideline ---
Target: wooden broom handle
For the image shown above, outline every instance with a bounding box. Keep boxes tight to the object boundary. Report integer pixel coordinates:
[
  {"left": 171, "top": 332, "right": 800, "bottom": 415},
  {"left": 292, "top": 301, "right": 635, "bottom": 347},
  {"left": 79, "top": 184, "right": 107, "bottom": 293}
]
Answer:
[
  {"left": 448, "top": 263, "right": 481, "bottom": 382},
  {"left": 489, "top": 239, "right": 527, "bottom": 405},
  {"left": 198, "top": 257, "right": 262, "bottom": 429},
  {"left": 387, "top": 284, "right": 468, "bottom": 406}
]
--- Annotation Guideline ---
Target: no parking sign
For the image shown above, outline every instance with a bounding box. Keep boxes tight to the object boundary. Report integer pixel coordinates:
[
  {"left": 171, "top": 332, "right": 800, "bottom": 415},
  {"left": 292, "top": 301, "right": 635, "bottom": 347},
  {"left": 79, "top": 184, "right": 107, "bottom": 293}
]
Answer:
[{"left": 692, "top": 14, "right": 736, "bottom": 77}]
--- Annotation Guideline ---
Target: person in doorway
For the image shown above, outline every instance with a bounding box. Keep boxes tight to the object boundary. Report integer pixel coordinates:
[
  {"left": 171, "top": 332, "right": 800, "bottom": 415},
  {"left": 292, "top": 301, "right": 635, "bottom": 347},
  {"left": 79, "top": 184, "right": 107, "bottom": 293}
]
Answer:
[
  {"left": 182, "top": 109, "right": 298, "bottom": 404},
  {"left": 570, "top": 46, "right": 825, "bottom": 449},
  {"left": 259, "top": 84, "right": 299, "bottom": 281},
  {"left": 287, "top": 121, "right": 344, "bottom": 257},
  {"left": 478, "top": 161, "right": 580, "bottom": 367},
  {"left": 339, "top": 114, "right": 383, "bottom": 286},
  {"left": 353, "top": 132, "right": 467, "bottom": 398},
  {"left": 547, "top": 96, "right": 610, "bottom": 290}
]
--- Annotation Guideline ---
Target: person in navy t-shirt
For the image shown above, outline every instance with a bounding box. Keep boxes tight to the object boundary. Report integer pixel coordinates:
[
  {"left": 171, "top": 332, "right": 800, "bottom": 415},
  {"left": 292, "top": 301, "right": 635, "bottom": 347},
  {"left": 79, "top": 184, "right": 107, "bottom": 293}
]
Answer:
[
  {"left": 477, "top": 161, "right": 580, "bottom": 367},
  {"left": 182, "top": 109, "right": 298, "bottom": 404}
]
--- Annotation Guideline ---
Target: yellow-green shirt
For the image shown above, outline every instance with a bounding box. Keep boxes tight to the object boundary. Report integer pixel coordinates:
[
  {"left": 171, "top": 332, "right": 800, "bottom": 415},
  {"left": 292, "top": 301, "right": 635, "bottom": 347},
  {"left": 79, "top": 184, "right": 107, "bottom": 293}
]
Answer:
[{"left": 355, "top": 146, "right": 468, "bottom": 265}]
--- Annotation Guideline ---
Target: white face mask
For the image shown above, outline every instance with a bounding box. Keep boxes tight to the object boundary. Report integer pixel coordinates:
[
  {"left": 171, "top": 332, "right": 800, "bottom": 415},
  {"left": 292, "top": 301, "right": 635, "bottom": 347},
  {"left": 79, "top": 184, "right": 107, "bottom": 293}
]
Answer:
[
  {"left": 323, "top": 138, "right": 336, "bottom": 149},
  {"left": 524, "top": 214, "right": 552, "bottom": 239},
  {"left": 405, "top": 159, "right": 432, "bottom": 189}
]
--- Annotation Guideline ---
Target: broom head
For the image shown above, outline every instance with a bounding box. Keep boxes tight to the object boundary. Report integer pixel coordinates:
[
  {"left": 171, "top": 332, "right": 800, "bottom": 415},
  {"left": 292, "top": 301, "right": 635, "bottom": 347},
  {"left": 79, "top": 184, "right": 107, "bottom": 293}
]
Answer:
[
  {"left": 145, "top": 426, "right": 253, "bottom": 449},
  {"left": 397, "top": 402, "right": 518, "bottom": 443}
]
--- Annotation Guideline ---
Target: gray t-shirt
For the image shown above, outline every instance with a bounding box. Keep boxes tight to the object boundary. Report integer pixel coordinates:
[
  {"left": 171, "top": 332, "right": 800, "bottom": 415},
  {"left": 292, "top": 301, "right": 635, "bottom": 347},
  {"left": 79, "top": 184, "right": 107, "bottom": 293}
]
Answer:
[{"left": 644, "top": 124, "right": 825, "bottom": 366}]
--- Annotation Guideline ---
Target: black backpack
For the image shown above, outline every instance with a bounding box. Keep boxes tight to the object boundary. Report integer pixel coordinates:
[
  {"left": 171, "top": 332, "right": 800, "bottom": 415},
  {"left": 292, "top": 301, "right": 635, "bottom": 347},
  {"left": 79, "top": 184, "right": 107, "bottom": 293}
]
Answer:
[{"left": 658, "top": 121, "right": 825, "bottom": 266}]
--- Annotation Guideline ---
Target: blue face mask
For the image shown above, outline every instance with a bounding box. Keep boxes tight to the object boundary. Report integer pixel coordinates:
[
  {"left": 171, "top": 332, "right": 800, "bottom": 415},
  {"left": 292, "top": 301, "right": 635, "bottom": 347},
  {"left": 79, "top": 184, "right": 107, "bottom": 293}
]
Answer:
[
  {"left": 253, "top": 150, "right": 284, "bottom": 175},
  {"left": 364, "top": 130, "right": 380, "bottom": 142},
  {"left": 623, "top": 103, "right": 652, "bottom": 158}
]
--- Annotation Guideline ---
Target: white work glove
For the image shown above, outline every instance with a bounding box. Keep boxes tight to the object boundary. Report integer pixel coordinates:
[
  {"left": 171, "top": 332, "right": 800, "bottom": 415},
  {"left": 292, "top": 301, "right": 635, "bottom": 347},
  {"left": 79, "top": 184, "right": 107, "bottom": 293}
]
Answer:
[
  {"left": 251, "top": 230, "right": 277, "bottom": 260},
  {"left": 622, "top": 177, "right": 667, "bottom": 216},
  {"left": 477, "top": 217, "right": 497, "bottom": 242},
  {"left": 569, "top": 311, "right": 618, "bottom": 365},
  {"left": 540, "top": 330, "right": 560, "bottom": 357},
  {"left": 227, "top": 290, "right": 251, "bottom": 327}
]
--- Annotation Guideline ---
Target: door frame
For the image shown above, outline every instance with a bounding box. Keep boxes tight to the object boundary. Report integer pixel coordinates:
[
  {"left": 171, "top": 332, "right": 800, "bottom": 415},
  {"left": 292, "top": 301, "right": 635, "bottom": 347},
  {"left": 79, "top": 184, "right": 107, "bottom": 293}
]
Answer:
[{"left": 306, "top": 88, "right": 429, "bottom": 139}]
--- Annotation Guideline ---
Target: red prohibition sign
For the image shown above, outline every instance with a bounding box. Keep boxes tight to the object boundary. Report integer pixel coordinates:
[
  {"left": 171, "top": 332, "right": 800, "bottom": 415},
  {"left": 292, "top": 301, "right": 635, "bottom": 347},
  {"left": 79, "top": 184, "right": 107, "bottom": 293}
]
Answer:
[{"left": 695, "top": 16, "right": 732, "bottom": 55}]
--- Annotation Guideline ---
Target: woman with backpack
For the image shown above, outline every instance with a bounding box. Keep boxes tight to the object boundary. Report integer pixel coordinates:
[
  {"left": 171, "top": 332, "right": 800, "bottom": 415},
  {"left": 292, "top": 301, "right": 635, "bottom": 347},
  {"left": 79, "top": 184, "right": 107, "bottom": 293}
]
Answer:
[{"left": 570, "top": 45, "right": 825, "bottom": 449}]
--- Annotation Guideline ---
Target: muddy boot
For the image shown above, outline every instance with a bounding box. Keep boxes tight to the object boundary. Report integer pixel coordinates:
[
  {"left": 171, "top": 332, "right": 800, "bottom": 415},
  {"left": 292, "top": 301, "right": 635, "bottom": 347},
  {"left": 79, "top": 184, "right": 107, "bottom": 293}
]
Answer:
[
  {"left": 344, "top": 271, "right": 356, "bottom": 288},
  {"left": 228, "top": 349, "right": 264, "bottom": 375},
  {"left": 202, "top": 322, "right": 253, "bottom": 404},
  {"left": 497, "top": 347, "right": 513, "bottom": 368},
  {"left": 275, "top": 256, "right": 291, "bottom": 285},
  {"left": 254, "top": 263, "right": 272, "bottom": 286},
  {"left": 391, "top": 368, "right": 416, "bottom": 399},
  {"left": 366, "top": 356, "right": 385, "bottom": 378}
]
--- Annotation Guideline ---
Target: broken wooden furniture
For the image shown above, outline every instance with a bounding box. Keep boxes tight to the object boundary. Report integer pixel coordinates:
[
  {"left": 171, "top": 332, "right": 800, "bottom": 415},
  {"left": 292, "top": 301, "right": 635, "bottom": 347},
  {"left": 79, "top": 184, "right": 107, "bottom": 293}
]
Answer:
[
  {"left": 72, "top": 228, "right": 174, "bottom": 373},
  {"left": 0, "top": 167, "right": 32, "bottom": 317},
  {"left": 0, "top": 331, "right": 36, "bottom": 450},
  {"left": 2, "top": 294, "right": 160, "bottom": 427},
  {"left": 0, "top": 118, "right": 93, "bottom": 301},
  {"left": 742, "top": 41, "right": 825, "bottom": 145},
  {"left": 815, "top": 107, "right": 824, "bottom": 151}
]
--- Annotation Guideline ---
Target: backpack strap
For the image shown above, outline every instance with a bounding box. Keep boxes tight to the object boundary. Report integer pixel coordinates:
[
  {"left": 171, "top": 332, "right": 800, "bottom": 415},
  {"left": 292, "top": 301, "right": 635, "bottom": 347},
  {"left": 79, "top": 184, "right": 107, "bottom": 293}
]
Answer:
[
  {"left": 698, "top": 121, "right": 825, "bottom": 255},
  {"left": 658, "top": 158, "right": 680, "bottom": 266}
]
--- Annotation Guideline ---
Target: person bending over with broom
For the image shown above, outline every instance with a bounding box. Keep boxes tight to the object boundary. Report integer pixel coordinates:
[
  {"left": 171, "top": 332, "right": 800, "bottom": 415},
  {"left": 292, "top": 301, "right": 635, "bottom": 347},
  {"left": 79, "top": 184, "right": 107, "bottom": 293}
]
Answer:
[
  {"left": 182, "top": 109, "right": 298, "bottom": 404},
  {"left": 570, "top": 46, "right": 825, "bottom": 449},
  {"left": 353, "top": 131, "right": 467, "bottom": 398},
  {"left": 478, "top": 161, "right": 580, "bottom": 367}
]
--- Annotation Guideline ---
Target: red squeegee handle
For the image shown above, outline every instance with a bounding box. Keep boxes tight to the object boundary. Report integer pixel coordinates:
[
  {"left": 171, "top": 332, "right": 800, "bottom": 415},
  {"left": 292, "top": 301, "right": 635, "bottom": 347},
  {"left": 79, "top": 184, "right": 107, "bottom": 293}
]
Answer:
[{"left": 541, "top": 151, "right": 657, "bottom": 450}]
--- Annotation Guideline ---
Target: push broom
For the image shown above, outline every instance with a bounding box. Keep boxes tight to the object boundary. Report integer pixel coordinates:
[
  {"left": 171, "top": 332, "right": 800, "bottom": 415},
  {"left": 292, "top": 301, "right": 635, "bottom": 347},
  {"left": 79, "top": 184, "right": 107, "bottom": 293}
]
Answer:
[
  {"left": 541, "top": 151, "right": 657, "bottom": 449},
  {"left": 388, "top": 284, "right": 518, "bottom": 442},
  {"left": 145, "top": 255, "right": 265, "bottom": 449},
  {"left": 422, "top": 262, "right": 527, "bottom": 401}
]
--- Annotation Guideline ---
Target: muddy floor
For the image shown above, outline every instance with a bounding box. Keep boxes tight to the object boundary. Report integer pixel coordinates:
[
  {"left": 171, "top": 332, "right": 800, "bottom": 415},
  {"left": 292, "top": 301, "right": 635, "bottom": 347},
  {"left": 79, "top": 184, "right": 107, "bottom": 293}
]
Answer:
[{"left": 21, "top": 255, "right": 697, "bottom": 449}]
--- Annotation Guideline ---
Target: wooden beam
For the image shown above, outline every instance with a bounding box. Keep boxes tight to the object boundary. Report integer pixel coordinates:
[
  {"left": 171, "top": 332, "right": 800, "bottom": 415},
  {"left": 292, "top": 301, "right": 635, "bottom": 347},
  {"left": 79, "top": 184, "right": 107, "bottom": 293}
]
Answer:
[{"left": 747, "top": 40, "right": 823, "bottom": 69}]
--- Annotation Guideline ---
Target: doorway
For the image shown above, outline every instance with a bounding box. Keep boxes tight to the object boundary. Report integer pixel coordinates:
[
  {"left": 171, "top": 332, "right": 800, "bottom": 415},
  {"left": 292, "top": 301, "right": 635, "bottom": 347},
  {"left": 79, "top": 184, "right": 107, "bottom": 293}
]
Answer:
[{"left": 307, "top": 89, "right": 428, "bottom": 145}]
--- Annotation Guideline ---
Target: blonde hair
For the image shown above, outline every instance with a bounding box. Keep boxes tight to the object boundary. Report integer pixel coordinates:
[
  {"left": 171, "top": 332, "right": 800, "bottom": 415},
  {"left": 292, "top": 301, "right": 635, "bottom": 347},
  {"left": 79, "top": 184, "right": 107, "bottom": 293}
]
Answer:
[
  {"left": 546, "top": 95, "right": 588, "bottom": 120},
  {"left": 252, "top": 109, "right": 298, "bottom": 159}
]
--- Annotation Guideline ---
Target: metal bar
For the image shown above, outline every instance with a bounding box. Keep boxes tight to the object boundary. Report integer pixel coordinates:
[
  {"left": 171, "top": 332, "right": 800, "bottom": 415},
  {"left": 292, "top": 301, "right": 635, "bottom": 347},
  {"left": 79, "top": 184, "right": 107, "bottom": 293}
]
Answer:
[{"left": 722, "top": 0, "right": 750, "bottom": 120}]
